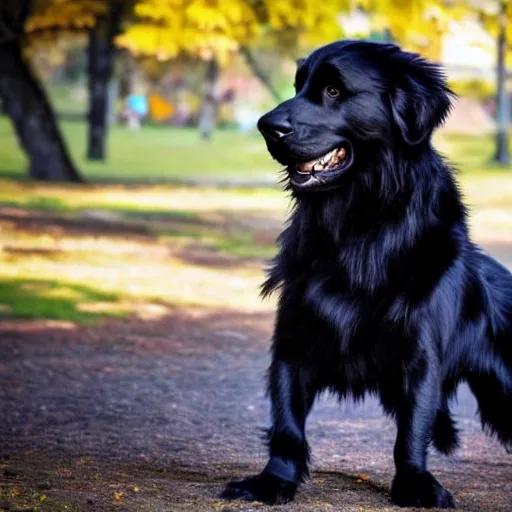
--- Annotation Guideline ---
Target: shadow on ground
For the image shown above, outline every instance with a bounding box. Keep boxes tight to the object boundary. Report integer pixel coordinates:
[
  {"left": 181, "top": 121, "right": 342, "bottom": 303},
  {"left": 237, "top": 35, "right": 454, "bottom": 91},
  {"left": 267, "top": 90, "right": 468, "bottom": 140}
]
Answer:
[{"left": 0, "top": 205, "right": 279, "bottom": 265}]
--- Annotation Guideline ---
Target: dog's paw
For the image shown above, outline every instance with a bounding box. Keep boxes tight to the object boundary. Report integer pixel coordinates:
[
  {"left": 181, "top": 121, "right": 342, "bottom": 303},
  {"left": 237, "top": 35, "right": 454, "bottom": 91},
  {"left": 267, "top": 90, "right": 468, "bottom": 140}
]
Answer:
[
  {"left": 221, "top": 472, "right": 298, "bottom": 505},
  {"left": 391, "top": 470, "right": 454, "bottom": 509}
]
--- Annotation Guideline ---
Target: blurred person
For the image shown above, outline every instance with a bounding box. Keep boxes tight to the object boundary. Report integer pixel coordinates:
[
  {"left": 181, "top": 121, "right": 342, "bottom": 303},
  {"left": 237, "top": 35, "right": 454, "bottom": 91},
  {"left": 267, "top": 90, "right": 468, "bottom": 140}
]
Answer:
[{"left": 122, "top": 94, "right": 148, "bottom": 129}]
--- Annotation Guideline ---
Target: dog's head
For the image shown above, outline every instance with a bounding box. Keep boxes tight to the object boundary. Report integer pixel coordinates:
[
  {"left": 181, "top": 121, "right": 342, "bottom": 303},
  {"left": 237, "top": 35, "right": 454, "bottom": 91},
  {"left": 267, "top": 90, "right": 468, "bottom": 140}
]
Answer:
[{"left": 258, "top": 40, "right": 454, "bottom": 192}]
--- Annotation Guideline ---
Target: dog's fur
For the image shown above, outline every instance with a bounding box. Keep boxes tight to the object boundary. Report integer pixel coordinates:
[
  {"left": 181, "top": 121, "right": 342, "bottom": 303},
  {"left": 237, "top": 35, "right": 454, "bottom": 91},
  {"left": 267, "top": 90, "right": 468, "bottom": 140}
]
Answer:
[{"left": 221, "top": 40, "right": 512, "bottom": 508}]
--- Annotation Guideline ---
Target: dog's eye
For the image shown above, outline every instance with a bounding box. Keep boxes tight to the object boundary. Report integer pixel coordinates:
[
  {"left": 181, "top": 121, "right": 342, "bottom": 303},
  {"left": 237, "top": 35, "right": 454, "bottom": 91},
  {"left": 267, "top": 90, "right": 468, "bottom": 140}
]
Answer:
[{"left": 325, "top": 86, "right": 340, "bottom": 98}]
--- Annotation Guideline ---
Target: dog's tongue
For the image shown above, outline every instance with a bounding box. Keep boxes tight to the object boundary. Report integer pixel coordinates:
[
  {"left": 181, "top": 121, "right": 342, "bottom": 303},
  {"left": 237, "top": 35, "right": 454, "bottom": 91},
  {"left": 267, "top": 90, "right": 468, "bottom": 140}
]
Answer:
[{"left": 298, "top": 147, "right": 346, "bottom": 174}]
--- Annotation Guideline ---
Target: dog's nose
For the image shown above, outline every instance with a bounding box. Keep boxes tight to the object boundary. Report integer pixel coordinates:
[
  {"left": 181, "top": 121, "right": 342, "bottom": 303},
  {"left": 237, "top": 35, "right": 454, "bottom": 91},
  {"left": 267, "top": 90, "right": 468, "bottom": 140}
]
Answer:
[{"left": 258, "top": 113, "right": 293, "bottom": 141}]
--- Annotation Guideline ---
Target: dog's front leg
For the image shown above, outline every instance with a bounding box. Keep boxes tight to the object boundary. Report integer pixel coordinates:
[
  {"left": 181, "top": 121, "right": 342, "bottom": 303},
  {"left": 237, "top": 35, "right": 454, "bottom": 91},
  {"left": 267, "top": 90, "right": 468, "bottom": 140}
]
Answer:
[
  {"left": 390, "top": 354, "right": 454, "bottom": 509},
  {"left": 221, "top": 359, "right": 314, "bottom": 504}
]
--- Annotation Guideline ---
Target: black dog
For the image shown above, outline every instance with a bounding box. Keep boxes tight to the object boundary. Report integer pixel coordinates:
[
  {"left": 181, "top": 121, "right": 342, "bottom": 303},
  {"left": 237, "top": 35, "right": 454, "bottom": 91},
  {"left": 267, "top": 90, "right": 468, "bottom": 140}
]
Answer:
[{"left": 221, "top": 40, "right": 512, "bottom": 508}]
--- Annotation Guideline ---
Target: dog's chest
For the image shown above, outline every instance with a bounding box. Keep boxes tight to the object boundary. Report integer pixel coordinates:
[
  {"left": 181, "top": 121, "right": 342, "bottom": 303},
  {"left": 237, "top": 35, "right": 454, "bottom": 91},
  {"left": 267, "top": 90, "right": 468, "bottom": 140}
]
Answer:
[
  {"left": 284, "top": 269, "right": 411, "bottom": 347},
  {"left": 275, "top": 268, "right": 415, "bottom": 392}
]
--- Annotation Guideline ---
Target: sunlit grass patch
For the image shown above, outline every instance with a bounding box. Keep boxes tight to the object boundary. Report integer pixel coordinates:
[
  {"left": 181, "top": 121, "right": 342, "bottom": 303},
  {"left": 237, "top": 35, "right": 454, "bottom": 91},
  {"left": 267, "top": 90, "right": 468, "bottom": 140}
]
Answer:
[
  {"left": 25, "top": 196, "right": 69, "bottom": 211},
  {"left": 0, "top": 180, "right": 283, "bottom": 262},
  {"left": 0, "top": 212, "right": 275, "bottom": 324},
  {"left": 0, "top": 279, "right": 126, "bottom": 324},
  {"left": 210, "top": 231, "right": 277, "bottom": 260},
  {"left": 0, "top": 179, "right": 287, "bottom": 216}
]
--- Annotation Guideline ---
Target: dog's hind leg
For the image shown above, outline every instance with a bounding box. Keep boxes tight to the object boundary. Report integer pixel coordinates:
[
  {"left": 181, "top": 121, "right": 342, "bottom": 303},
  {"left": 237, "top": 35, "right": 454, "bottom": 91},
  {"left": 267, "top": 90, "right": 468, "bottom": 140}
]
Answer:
[{"left": 390, "top": 349, "right": 455, "bottom": 509}]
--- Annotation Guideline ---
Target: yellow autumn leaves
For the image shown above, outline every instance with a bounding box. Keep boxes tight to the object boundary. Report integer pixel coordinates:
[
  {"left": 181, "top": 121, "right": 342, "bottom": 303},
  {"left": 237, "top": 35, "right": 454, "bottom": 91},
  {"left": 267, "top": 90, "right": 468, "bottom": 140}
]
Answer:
[
  {"left": 23, "top": 1, "right": 508, "bottom": 65},
  {"left": 119, "top": 0, "right": 257, "bottom": 63},
  {"left": 110, "top": 0, "right": 483, "bottom": 63},
  {"left": 117, "top": 0, "right": 347, "bottom": 64},
  {"left": 26, "top": 0, "right": 106, "bottom": 33}
]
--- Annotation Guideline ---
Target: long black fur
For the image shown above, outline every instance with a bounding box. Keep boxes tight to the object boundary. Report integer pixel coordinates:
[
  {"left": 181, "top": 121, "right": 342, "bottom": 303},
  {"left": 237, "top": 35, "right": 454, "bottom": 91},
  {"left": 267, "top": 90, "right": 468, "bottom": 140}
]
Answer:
[{"left": 221, "top": 40, "right": 512, "bottom": 508}]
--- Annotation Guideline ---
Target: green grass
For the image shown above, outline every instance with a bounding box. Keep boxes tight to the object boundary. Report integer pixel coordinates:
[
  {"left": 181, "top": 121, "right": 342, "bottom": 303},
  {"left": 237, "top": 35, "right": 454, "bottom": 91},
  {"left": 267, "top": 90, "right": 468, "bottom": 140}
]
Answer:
[
  {"left": 0, "top": 278, "right": 126, "bottom": 324},
  {"left": 432, "top": 132, "right": 512, "bottom": 175},
  {"left": 0, "top": 116, "right": 276, "bottom": 183},
  {"left": 47, "top": 83, "right": 88, "bottom": 117}
]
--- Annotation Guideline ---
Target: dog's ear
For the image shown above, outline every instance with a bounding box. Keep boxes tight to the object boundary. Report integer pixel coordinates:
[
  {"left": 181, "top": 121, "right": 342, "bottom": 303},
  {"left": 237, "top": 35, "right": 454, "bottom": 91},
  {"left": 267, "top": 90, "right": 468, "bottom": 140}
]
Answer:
[
  {"left": 296, "top": 57, "right": 305, "bottom": 69},
  {"left": 389, "top": 52, "right": 454, "bottom": 145}
]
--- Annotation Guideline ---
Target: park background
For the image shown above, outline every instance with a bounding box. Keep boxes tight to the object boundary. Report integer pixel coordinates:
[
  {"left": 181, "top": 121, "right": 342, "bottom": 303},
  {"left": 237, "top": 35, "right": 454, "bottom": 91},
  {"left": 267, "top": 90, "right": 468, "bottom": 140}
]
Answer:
[{"left": 1, "top": 1, "right": 512, "bottom": 511}]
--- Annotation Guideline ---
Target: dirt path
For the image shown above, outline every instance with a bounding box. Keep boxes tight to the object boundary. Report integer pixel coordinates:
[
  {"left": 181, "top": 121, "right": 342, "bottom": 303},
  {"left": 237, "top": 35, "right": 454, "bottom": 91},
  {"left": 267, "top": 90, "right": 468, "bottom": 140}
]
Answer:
[{"left": 1, "top": 279, "right": 511, "bottom": 512}]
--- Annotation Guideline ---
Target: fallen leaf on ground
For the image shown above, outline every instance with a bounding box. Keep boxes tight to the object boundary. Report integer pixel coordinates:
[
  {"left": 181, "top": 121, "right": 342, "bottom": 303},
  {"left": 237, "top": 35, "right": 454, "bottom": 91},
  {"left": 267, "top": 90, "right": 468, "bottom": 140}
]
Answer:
[{"left": 113, "top": 491, "right": 124, "bottom": 502}]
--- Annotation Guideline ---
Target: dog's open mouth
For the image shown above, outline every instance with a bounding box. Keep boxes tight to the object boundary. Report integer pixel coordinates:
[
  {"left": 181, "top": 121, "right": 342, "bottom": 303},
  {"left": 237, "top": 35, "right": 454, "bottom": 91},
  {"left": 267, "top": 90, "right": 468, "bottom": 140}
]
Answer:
[
  {"left": 296, "top": 146, "right": 348, "bottom": 175},
  {"left": 289, "top": 142, "right": 353, "bottom": 190}
]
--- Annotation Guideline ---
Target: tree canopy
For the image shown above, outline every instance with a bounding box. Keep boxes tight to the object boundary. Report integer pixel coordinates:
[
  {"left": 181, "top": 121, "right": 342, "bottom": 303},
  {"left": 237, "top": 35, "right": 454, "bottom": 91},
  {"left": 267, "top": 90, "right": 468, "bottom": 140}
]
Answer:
[
  {"left": 117, "top": 0, "right": 352, "bottom": 64},
  {"left": 21, "top": 1, "right": 509, "bottom": 66},
  {"left": 25, "top": 0, "right": 107, "bottom": 36}
]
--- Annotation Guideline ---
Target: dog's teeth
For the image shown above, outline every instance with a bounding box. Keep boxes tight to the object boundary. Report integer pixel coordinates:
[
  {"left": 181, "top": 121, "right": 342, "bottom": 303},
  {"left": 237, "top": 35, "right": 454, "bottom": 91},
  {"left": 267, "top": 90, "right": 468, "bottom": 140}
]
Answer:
[
  {"left": 297, "top": 161, "right": 313, "bottom": 174},
  {"left": 321, "top": 150, "right": 334, "bottom": 164},
  {"left": 296, "top": 147, "right": 346, "bottom": 175}
]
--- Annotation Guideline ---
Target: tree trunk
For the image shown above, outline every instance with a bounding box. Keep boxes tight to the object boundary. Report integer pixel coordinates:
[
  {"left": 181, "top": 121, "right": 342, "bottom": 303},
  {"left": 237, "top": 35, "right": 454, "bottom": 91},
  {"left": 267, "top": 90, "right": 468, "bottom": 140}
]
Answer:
[
  {"left": 494, "top": 0, "right": 509, "bottom": 165},
  {"left": 86, "top": 1, "right": 126, "bottom": 161},
  {"left": 198, "top": 59, "right": 219, "bottom": 141},
  {"left": 240, "top": 46, "right": 282, "bottom": 103},
  {"left": 118, "top": 51, "right": 135, "bottom": 103},
  {"left": 0, "top": 39, "right": 82, "bottom": 182}
]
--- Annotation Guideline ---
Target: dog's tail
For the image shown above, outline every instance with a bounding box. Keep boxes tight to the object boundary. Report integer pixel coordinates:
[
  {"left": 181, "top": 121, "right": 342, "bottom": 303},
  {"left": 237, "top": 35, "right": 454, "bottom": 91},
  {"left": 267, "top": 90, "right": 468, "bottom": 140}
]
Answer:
[
  {"left": 468, "top": 250, "right": 512, "bottom": 453},
  {"left": 467, "top": 371, "right": 512, "bottom": 454}
]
